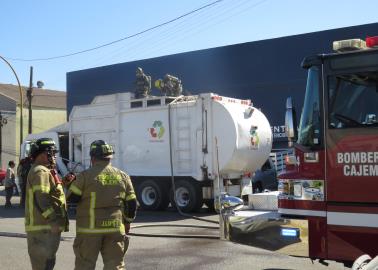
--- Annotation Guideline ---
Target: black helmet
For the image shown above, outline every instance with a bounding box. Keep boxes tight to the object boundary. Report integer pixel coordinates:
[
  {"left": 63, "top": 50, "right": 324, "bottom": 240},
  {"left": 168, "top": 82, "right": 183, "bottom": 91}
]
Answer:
[
  {"left": 30, "top": 138, "right": 57, "bottom": 158},
  {"left": 89, "top": 140, "right": 114, "bottom": 159}
]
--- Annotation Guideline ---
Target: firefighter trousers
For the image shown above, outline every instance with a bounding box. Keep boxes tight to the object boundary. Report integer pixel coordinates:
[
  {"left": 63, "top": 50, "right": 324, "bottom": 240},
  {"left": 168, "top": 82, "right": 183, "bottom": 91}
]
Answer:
[
  {"left": 73, "top": 233, "right": 130, "bottom": 270},
  {"left": 27, "top": 231, "right": 61, "bottom": 270}
]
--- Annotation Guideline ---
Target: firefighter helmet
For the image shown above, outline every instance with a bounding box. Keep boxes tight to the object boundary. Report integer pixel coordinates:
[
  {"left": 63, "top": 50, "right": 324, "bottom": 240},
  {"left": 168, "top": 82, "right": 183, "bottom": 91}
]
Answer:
[
  {"left": 30, "top": 138, "right": 57, "bottom": 158},
  {"left": 136, "top": 67, "right": 143, "bottom": 76},
  {"left": 89, "top": 140, "right": 115, "bottom": 159}
]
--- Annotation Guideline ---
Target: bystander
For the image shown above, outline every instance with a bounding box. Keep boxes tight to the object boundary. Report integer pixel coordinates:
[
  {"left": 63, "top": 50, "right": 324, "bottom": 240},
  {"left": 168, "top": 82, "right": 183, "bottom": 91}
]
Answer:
[{"left": 4, "top": 160, "right": 16, "bottom": 208}]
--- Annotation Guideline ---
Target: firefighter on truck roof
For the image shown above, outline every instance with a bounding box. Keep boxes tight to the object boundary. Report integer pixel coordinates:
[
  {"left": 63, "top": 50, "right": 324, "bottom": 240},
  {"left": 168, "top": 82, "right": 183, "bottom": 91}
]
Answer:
[
  {"left": 66, "top": 140, "right": 137, "bottom": 270},
  {"left": 25, "top": 138, "right": 69, "bottom": 270},
  {"left": 134, "top": 67, "right": 151, "bottom": 98},
  {"left": 155, "top": 73, "right": 183, "bottom": 97}
]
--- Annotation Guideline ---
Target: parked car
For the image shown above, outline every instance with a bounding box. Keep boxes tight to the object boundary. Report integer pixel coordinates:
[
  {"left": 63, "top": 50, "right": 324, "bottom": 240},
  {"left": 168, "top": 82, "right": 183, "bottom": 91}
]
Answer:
[
  {"left": 0, "top": 168, "right": 6, "bottom": 186},
  {"left": 252, "top": 158, "right": 277, "bottom": 193}
]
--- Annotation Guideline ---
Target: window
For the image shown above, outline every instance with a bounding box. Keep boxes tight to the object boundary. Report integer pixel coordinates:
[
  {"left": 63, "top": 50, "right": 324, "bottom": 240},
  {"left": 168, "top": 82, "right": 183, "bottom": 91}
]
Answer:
[
  {"left": 130, "top": 101, "right": 143, "bottom": 108},
  {"left": 297, "top": 67, "right": 321, "bottom": 147},
  {"left": 147, "top": 99, "right": 161, "bottom": 106},
  {"left": 328, "top": 72, "right": 378, "bottom": 129}
]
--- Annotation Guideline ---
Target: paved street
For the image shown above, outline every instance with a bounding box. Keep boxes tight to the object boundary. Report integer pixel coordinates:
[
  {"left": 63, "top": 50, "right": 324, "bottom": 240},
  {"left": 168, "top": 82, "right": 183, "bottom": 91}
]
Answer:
[{"left": 0, "top": 186, "right": 348, "bottom": 270}]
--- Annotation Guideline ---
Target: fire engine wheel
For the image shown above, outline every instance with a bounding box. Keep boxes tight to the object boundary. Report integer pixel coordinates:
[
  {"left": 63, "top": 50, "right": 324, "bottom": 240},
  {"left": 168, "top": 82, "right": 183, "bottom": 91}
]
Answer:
[
  {"left": 170, "top": 180, "right": 203, "bottom": 213},
  {"left": 137, "top": 180, "right": 169, "bottom": 211}
]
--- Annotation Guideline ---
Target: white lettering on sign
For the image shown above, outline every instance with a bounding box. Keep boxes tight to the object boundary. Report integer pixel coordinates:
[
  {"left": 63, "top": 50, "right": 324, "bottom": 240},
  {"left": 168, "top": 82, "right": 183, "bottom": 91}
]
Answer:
[
  {"left": 271, "top": 125, "right": 286, "bottom": 139},
  {"left": 337, "top": 152, "right": 378, "bottom": 176}
]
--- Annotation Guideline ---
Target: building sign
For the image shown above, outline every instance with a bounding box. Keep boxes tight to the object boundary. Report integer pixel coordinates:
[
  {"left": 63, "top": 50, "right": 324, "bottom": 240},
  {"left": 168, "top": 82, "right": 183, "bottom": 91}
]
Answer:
[
  {"left": 272, "top": 125, "right": 287, "bottom": 139},
  {"left": 337, "top": 152, "right": 378, "bottom": 176}
]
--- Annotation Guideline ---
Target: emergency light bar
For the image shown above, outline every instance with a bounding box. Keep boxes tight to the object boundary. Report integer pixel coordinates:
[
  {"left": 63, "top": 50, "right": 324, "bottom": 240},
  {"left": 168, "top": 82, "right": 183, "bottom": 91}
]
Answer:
[
  {"left": 366, "top": 36, "right": 378, "bottom": 48},
  {"left": 333, "top": 36, "right": 378, "bottom": 52},
  {"left": 333, "top": 39, "right": 366, "bottom": 52}
]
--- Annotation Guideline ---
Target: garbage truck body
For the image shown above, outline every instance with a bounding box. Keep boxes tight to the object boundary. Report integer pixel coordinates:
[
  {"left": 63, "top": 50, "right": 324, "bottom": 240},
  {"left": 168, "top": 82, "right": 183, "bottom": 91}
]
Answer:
[{"left": 22, "top": 92, "right": 272, "bottom": 212}]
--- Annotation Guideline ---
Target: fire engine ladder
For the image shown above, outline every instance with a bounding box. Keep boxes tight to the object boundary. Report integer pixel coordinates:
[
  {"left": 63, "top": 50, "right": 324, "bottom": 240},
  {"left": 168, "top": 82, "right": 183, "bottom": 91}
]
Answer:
[{"left": 174, "top": 105, "right": 193, "bottom": 174}]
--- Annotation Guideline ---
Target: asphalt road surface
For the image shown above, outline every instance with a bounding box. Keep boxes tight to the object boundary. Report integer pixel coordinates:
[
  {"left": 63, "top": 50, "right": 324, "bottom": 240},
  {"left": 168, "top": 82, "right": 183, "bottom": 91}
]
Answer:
[{"left": 0, "top": 186, "right": 348, "bottom": 270}]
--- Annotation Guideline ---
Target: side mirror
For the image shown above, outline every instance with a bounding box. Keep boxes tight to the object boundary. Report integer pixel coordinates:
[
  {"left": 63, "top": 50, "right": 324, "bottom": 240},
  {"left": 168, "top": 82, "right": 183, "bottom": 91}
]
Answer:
[{"left": 285, "top": 97, "right": 297, "bottom": 145}]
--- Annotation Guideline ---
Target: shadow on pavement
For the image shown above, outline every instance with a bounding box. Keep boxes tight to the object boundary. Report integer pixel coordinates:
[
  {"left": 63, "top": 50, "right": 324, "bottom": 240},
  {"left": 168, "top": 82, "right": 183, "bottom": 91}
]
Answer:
[
  {"left": 0, "top": 188, "right": 25, "bottom": 218},
  {"left": 0, "top": 204, "right": 25, "bottom": 219},
  {"left": 67, "top": 206, "right": 218, "bottom": 224},
  {"left": 133, "top": 206, "right": 217, "bottom": 224}
]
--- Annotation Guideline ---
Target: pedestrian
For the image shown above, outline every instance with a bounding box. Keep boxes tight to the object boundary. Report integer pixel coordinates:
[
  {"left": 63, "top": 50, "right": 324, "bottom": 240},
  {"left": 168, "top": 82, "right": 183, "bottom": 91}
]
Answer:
[
  {"left": 66, "top": 140, "right": 137, "bottom": 270},
  {"left": 25, "top": 138, "right": 69, "bottom": 270},
  {"left": 4, "top": 160, "right": 16, "bottom": 208},
  {"left": 17, "top": 156, "right": 33, "bottom": 208}
]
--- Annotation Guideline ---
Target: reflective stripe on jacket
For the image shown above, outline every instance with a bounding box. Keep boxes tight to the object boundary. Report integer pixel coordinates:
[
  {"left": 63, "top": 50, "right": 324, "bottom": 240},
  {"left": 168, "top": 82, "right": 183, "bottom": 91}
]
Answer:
[
  {"left": 68, "top": 161, "right": 136, "bottom": 234},
  {"left": 25, "top": 163, "right": 68, "bottom": 232}
]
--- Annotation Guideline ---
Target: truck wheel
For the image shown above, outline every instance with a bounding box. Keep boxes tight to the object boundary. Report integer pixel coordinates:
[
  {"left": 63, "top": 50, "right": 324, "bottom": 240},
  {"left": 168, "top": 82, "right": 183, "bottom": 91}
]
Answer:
[
  {"left": 137, "top": 180, "right": 169, "bottom": 211},
  {"left": 170, "top": 180, "right": 203, "bottom": 213}
]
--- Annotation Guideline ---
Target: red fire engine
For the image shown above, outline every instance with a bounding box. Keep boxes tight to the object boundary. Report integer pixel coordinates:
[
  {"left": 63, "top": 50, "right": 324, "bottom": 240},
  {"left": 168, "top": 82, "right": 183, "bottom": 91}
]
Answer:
[
  {"left": 226, "top": 36, "right": 378, "bottom": 268},
  {"left": 282, "top": 35, "right": 378, "bottom": 264}
]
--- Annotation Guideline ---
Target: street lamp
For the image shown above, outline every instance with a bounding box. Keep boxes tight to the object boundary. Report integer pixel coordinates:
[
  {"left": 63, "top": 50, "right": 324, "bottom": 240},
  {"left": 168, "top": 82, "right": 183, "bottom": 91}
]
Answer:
[{"left": 0, "top": 55, "right": 24, "bottom": 145}]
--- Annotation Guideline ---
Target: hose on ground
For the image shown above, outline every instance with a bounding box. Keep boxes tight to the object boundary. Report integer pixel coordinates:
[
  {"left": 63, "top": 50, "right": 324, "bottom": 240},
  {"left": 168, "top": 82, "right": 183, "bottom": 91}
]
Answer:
[
  {"left": 0, "top": 224, "right": 219, "bottom": 240},
  {"left": 129, "top": 224, "right": 219, "bottom": 239}
]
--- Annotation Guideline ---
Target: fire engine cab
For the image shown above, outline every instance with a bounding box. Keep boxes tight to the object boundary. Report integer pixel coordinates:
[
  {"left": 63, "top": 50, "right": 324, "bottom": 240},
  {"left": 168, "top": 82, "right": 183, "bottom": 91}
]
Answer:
[{"left": 225, "top": 36, "right": 378, "bottom": 268}]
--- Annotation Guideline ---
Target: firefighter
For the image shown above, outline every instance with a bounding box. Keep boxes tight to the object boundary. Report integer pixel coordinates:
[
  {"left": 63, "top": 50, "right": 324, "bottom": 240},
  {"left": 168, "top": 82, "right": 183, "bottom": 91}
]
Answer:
[
  {"left": 66, "top": 140, "right": 137, "bottom": 270},
  {"left": 155, "top": 74, "right": 182, "bottom": 96},
  {"left": 17, "top": 156, "right": 33, "bottom": 208},
  {"left": 25, "top": 138, "right": 69, "bottom": 270},
  {"left": 134, "top": 67, "right": 151, "bottom": 98}
]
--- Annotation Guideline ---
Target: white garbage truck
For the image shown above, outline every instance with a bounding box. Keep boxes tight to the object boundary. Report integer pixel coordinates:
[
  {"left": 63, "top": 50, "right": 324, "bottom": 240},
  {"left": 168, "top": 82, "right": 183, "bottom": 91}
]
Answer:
[{"left": 21, "top": 92, "right": 272, "bottom": 212}]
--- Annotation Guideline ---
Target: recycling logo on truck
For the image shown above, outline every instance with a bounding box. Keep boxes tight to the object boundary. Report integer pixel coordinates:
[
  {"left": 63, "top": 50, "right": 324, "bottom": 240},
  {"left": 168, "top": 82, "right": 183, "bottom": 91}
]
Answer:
[
  {"left": 250, "top": 125, "right": 259, "bottom": 149},
  {"left": 149, "top": 120, "right": 165, "bottom": 141}
]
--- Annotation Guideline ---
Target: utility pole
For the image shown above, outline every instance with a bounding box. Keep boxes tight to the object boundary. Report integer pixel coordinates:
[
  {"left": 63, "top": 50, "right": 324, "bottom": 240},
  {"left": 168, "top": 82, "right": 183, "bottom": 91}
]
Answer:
[
  {"left": 0, "top": 111, "right": 7, "bottom": 168},
  {"left": 27, "top": 66, "right": 33, "bottom": 134}
]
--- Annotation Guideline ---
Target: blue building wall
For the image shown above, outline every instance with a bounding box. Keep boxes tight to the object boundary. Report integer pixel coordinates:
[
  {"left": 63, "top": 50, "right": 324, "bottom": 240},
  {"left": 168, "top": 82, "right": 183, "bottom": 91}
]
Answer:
[{"left": 67, "top": 22, "right": 378, "bottom": 149}]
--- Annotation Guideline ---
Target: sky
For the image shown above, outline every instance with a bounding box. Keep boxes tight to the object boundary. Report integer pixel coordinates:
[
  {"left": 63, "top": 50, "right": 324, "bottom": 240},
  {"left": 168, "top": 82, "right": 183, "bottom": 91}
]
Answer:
[{"left": 1, "top": 0, "right": 377, "bottom": 91}]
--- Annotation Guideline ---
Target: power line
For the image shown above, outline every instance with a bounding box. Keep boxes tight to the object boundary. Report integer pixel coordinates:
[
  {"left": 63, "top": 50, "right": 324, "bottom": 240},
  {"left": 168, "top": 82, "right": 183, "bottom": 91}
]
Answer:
[
  {"left": 141, "top": 0, "right": 266, "bottom": 60},
  {"left": 75, "top": 0, "right": 261, "bottom": 70},
  {"left": 5, "top": 0, "right": 224, "bottom": 62}
]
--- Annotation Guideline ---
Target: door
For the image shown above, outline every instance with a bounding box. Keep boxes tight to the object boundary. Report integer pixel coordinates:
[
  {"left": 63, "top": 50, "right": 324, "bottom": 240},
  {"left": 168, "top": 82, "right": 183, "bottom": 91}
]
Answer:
[{"left": 324, "top": 54, "right": 378, "bottom": 261}]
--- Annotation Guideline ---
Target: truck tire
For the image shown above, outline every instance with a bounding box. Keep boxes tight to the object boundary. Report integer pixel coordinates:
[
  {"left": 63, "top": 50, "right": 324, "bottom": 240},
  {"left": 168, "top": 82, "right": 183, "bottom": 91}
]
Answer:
[
  {"left": 170, "top": 179, "right": 203, "bottom": 213},
  {"left": 137, "top": 180, "right": 169, "bottom": 211}
]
